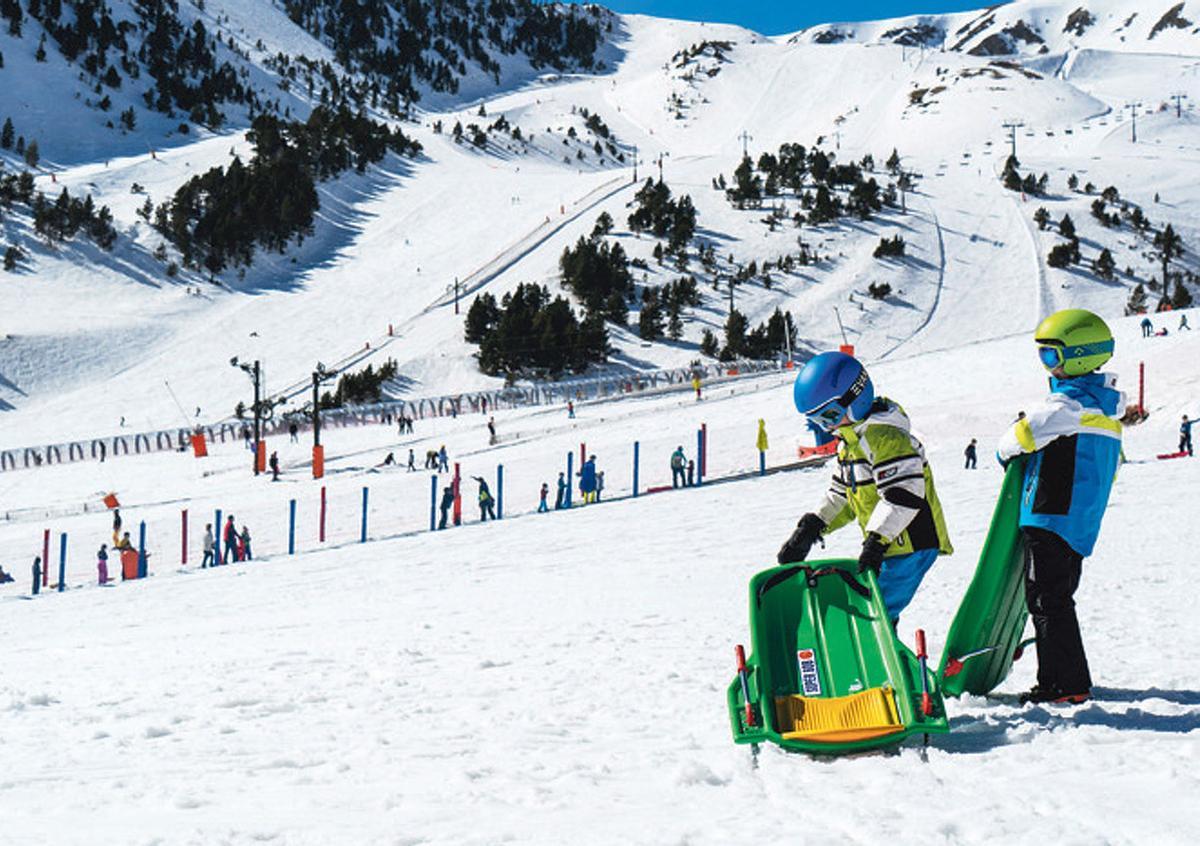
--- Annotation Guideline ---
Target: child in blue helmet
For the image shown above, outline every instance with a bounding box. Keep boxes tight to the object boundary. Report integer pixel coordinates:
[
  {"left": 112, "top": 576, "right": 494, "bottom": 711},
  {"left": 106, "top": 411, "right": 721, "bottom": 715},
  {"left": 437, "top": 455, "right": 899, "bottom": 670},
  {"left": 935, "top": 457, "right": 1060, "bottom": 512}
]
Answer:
[
  {"left": 777, "top": 352, "right": 953, "bottom": 623},
  {"left": 997, "top": 309, "right": 1123, "bottom": 705}
]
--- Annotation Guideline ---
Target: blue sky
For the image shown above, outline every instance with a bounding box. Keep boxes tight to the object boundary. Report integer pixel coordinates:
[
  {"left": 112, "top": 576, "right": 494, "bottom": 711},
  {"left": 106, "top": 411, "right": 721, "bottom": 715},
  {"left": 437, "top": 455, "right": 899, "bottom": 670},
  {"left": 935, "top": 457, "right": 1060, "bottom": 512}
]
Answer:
[{"left": 576, "top": 1, "right": 995, "bottom": 36}]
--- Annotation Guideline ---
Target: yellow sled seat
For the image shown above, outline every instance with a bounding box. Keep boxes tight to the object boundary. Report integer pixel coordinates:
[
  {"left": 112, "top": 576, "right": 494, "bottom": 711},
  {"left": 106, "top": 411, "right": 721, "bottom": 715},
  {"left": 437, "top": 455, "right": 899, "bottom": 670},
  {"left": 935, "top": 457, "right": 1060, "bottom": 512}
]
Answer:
[{"left": 774, "top": 686, "right": 904, "bottom": 744}]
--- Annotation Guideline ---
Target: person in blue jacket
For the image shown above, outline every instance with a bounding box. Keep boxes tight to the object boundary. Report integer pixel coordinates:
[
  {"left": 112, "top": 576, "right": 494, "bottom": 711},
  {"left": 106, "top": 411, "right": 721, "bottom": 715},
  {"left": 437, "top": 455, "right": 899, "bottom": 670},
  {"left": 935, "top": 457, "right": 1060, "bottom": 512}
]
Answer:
[
  {"left": 1180, "top": 415, "right": 1194, "bottom": 457},
  {"left": 578, "top": 455, "right": 598, "bottom": 504},
  {"left": 998, "top": 309, "right": 1123, "bottom": 705}
]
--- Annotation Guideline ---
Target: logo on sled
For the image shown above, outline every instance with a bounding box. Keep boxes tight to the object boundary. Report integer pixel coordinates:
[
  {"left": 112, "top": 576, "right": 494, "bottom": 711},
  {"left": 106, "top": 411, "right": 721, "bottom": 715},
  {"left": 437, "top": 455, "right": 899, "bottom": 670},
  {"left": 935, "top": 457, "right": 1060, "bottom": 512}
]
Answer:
[{"left": 797, "top": 648, "right": 822, "bottom": 695}]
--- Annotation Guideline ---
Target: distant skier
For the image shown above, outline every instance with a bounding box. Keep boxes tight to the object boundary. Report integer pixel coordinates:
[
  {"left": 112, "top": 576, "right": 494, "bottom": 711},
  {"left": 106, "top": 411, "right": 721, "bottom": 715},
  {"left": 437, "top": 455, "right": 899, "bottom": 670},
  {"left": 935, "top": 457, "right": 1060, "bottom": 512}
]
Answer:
[
  {"left": 97, "top": 544, "right": 109, "bottom": 585},
  {"left": 1140, "top": 316, "right": 1153, "bottom": 337},
  {"left": 964, "top": 438, "right": 978, "bottom": 469},
  {"left": 269, "top": 451, "right": 280, "bottom": 480},
  {"left": 32, "top": 556, "right": 41, "bottom": 595},
  {"left": 998, "top": 309, "right": 1123, "bottom": 705},
  {"left": 0, "top": 565, "right": 12, "bottom": 584},
  {"left": 223, "top": 516, "right": 238, "bottom": 564},
  {"left": 488, "top": 417, "right": 497, "bottom": 446},
  {"left": 438, "top": 486, "right": 454, "bottom": 529},
  {"left": 112, "top": 508, "right": 122, "bottom": 545},
  {"left": 596, "top": 471, "right": 605, "bottom": 502},
  {"left": 539, "top": 482, "right": 549, "bottom": 513},
  {"left": 1181, "top": 415, "right": 1194, "bottom": 457},
  {"left": 670, "top": 446, "right": 686, "bottom": 488},
  {"left": 777, "top": 351, "right": 953, "bottom": 626},
  {"left": 686, "top": 459, "right": 695, "bottom": 487},
  {"left": 438, "top": 445, "right": 449, "bottom": 473},
  {"left": 473, "top": 477, "right": 496, "bottom": 521},
  {"left": 567, "top": 400, "right": 575, "bottom": 419},
  {"left": 240, "top": 526, "right": 253, "bottom": 561},
  {"left": 201, "top": 524, "right": 214, "bottom": 568},
  {"left": 555, "top": 472, "right": 567, "bottom": 509},
  {"left": 692, "top": 375, "right": 702, "bottom": 401},
  {"left": 407, "top": 449, "right": 416, "bottom": 472},
  {"left": 289, "top": 422, "right": 299, "bottom": 443},
  {"left": 578, "top": 455, "right": 598, "bottom": 503},
  {"left": 1181, "top": 313, "right": 1191, "bottom": 331},
  {"left": 382, "top": 452, "right": 396, "bottom": 467}
]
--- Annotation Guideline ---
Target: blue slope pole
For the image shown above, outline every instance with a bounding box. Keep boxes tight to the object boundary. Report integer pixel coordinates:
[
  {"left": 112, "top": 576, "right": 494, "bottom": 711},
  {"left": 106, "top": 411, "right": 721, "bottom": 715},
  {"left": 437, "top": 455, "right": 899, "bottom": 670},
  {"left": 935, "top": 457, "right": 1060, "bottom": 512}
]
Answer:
[
  {"left": 214, "top": 508, "right": 222, "bottom": 565},
  {"left": 497, "top": 465, "right": 504, "bottom": 520},
  {"left": 759, "top": 450, "right": 766, "bottom": 476},
  {"left": 57, "top": 532, "right": 67, "bottom": 592},
  {"left": 566, "top": 451, "right": 574, "bottom": 508},
  {"left": 696, "top": 428, "right": 704, "bottom": 487},
  {"left": 430, "top": 474, "right": 438, "bottom": 532},
  {"left": 361, "top": 486, "right": 369, "bottom": 543},
  {"left": 633, "top": 441, "right": 640, "bottom": 497},
  {"left": 288, "top": 499, "right": 297, "bottom": 555},
  {"left": 137, "top": 521, "right": 147, "bottom": 579}
]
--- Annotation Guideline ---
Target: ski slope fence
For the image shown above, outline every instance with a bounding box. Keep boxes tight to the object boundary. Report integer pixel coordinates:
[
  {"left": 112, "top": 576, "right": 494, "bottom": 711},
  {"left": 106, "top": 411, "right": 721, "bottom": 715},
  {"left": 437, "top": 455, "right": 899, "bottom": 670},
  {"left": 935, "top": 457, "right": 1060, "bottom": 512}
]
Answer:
[
  {"left": 0, "top": 409, "right": 828, "bottom": 600},
  {"left": 0, "top": 359, "right": 786, "bottom": 475}
]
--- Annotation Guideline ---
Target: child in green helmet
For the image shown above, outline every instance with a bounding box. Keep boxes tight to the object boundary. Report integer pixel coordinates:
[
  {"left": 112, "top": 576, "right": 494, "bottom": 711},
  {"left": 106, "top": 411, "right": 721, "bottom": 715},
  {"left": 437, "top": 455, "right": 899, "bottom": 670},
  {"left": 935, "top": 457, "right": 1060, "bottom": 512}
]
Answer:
[{"left": 997, "top": 308, "right": 1124, "bottom": 705}]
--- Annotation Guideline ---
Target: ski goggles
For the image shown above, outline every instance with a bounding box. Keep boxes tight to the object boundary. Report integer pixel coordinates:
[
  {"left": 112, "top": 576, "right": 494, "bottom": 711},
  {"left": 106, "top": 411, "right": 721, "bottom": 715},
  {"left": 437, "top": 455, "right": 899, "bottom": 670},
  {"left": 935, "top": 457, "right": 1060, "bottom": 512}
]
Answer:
[
  {"left": 1036, "top": 339, "right": 1114, "bottom": 370},
  {"left": 804, "top": 369, "right": 870, "bottom": 432}
]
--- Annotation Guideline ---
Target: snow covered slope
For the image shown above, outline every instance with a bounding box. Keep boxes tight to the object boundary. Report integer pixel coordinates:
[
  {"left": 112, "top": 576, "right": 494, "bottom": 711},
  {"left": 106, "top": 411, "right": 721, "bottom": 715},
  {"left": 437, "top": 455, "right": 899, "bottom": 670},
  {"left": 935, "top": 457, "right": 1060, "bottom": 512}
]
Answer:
[
  {"left": 1, "top": 310, "right": 1197, "bottom": 844},
  {"left": 1, "top": 0, "right": 1197, "bottom": 456}
]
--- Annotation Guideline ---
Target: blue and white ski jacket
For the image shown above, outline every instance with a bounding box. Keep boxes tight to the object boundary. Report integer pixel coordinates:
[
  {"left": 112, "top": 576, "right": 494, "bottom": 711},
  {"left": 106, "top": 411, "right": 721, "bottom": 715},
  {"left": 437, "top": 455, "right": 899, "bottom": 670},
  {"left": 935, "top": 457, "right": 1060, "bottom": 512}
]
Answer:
[{"left": 997, "top": 372, "right": 1124, "bottom": 557}]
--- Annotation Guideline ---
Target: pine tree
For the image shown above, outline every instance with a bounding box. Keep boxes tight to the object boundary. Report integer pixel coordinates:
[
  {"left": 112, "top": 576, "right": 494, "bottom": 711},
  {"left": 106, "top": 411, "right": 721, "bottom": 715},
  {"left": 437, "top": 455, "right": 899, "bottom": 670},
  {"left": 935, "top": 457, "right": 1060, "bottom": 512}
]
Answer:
[
  {"left": 1058, "top": 214, "right": 1076, "bottom": 240},
  {"left": 886, "top": 148, "right": 901, "bottom": 174},
  {"left": 1033, "top": 207, "right": 1050, "bottom": 230},
  {"left": 638, "top": 288, "right": 664, "bottom": 341},
  {"left": 1171, "top": 279, "right": 1193, "bottom": 310},
  {"left": 1153, "top": 224, "right": 1184, "bottom": 292},
  {"left": 700, "top": 328, "right": 718, "bottom": 357},
  {"left": 0, "top": 117, "right": 12, "bottom": 149},
  {"left": 1125, "top": 282, "right": 1147, "bottom": 315},
  {"left": 721, "top": 309, "right": 748, "bottom": 361},
  {"left": 23, "top": 139, "right": 39, "bottom": 168},
  {"left": 1093, "top": 248, "right": 1116, "bottom": 281},
  {"left": 1067, "top": 173, "right": 1079, "bottom": 191}
]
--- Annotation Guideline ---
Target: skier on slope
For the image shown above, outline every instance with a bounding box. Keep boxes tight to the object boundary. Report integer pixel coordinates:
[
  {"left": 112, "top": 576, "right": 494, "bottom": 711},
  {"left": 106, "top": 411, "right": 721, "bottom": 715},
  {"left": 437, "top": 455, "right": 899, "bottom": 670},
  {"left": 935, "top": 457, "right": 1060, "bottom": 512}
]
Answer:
[
  {"left": 555, "top": 472, "right": 567, "bottom": 509},
  {"left": 997, "top": 309, "right": 1123, "bottom": 705},
  {"left": 1180, "top": 415, "right": 1194, "bottom": 457},
  {"left": 670, "top": 446, "right": 687, "bottom": 488},
  {"left": 578, "top": 455, "right": 598, "bottom": 503},
  {"left": 777, "top": 352, "right": 953, "bottom": 625},
  {"left": 473, "top": 477, "right": 497, "bottom": 521}
]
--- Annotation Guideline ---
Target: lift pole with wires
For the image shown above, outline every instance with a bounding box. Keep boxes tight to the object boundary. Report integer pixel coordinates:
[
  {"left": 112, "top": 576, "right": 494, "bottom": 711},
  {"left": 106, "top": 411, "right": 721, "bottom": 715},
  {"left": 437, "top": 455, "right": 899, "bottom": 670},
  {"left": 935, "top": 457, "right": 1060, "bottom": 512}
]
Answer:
[
  {"left": 738, "top": 130, "right": 753, "bottom": 158},
  {"left": 1127, "top": 101, "right": 1142, "bottom": 143},
  {"left": 1002, "top": 119, "right": 1025, "bottom": 160}
]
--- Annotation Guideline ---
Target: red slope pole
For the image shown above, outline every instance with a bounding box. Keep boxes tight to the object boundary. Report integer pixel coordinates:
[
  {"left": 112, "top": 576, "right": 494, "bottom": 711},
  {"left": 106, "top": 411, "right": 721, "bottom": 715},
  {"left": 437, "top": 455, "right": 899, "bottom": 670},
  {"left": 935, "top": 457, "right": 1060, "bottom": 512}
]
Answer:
[{"left": 181, "top": 509, "right": 188, "bottom": 567}]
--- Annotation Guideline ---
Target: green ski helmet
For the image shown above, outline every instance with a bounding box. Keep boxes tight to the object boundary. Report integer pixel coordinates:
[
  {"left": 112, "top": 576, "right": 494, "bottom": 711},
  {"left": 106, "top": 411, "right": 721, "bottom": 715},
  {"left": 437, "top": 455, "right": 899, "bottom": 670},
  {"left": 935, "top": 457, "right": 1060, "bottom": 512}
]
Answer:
[{"left": 1033, "top": 309, "right": 1114, "bottom": 376}]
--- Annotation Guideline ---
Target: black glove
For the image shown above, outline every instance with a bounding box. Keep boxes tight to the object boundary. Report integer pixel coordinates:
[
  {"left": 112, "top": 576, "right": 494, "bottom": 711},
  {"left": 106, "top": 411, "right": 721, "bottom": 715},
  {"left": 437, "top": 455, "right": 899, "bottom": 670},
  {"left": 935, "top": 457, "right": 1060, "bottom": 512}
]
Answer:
[
  {"left": 857, "top": 532, "right": 888, "bottom": 575},
  {"left": 777, "top": 513, "right": 825, "bottom": 564}
]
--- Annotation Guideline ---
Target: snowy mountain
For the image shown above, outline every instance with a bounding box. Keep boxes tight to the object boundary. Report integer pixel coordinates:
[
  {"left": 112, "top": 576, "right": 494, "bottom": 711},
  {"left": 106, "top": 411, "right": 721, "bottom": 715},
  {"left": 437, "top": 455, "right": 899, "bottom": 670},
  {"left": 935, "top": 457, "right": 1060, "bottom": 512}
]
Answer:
[
  {"left": 789, "top": 0, "right": 1200, "bottom": 57},
  {"left": 0, "top": 0, "right": 1197, "bottom": 451}
]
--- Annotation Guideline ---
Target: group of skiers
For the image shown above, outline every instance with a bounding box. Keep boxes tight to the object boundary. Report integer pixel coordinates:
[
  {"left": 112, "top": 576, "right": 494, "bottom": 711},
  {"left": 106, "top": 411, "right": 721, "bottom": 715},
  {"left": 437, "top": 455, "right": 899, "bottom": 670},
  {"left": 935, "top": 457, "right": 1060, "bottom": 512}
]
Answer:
[
  {"left": 670, "top": 446, "right": 697, "bottom": 488},
  {"left": 200, "top": 516, "right": 253, "bottom": 567},
  {"left": 1140, "top": 314, "right": 1190, "bottom": 337},
  {"left": 779, "top": 308, "right": 1124, "bottom": 706}
]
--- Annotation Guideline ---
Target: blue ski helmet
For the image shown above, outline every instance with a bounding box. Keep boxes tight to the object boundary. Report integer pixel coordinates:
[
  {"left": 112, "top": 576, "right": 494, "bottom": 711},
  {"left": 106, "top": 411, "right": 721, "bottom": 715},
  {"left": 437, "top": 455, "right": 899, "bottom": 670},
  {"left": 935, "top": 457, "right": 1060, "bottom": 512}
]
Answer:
[{"left": 793, "top": 352, "right": 874, "bottom": 432}]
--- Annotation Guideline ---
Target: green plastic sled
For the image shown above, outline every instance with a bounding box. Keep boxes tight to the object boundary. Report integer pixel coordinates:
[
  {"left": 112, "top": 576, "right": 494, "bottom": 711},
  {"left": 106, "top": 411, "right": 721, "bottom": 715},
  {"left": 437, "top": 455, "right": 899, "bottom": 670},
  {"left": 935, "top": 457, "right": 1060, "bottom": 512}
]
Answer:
[
  {"left": 936, "top": 458, "right": 1032, "bottom": 697},
  {"left": 727, "top": 559, "right": 949, "bottom": 755}
]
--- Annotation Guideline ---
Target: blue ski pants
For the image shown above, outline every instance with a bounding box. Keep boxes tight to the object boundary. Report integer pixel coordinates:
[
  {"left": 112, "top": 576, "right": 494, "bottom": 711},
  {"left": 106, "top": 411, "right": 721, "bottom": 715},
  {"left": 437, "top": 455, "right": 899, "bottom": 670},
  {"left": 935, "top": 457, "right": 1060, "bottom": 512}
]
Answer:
[{"left": 877, "top": 548, "right": 939, "bottom": 621}]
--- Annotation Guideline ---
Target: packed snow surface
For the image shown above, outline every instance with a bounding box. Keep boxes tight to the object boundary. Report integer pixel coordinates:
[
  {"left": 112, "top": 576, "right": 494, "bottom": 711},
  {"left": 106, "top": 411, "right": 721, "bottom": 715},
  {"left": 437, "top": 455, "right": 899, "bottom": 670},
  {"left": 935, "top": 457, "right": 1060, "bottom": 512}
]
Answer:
[
  {"left": 2, "top": 311, "right": 1198, "bottom": 844},
  {"left": 1, "top": 1, "right": 1199, "bottom": 842}
]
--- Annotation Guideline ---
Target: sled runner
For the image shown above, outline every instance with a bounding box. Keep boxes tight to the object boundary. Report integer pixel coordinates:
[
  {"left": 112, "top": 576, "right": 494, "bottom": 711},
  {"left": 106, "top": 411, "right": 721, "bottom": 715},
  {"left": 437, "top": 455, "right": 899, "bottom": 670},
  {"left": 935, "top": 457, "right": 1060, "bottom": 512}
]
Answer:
[
  {"left": 1156, "top": 452, "right": 1189, "bottom": 461},
  {"left": 728, "top": 559, "right": 948, "bottom": 755},
  {"left": 937, "top": 459, "right": 1031, "bottom": 697}
]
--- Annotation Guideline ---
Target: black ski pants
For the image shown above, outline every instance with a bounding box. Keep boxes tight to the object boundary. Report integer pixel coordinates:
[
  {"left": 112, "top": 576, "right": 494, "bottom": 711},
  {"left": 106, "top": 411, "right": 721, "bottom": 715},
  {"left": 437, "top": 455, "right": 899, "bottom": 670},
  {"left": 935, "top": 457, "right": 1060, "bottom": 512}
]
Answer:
[{"left": 1022, "top": 526, "right": 1092, "bottom": 694}]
